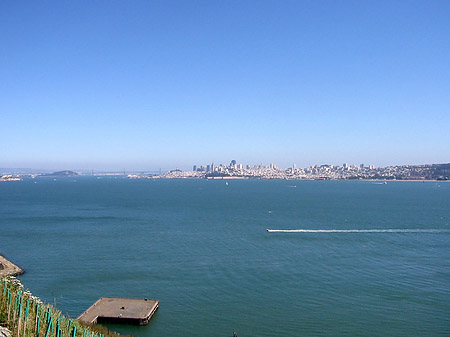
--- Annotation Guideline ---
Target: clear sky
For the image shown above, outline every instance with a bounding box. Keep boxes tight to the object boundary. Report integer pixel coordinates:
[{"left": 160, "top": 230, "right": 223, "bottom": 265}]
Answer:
[{"left": 1, "top": 1, "right": 449, "bottom": 171}]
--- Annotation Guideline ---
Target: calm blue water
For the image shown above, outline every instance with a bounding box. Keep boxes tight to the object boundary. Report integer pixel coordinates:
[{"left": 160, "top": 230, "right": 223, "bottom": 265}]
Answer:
[{"left": 1, "top": 178, "right": 449, "bottom": 337}]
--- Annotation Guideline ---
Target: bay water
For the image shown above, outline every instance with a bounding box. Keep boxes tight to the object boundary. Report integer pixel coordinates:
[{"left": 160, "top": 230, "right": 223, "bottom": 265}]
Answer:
[{"left": 1, "top": 178, "right": 449, "bottom": 336}]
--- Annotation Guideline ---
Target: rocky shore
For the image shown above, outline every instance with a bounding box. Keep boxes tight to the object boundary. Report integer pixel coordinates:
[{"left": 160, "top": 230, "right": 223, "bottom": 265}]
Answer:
[{"left": 0, "top": 255, "right": 24, "bottom": 277}]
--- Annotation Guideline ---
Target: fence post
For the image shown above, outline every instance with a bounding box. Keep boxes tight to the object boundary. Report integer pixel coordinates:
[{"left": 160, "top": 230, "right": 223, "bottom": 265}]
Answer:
[
  {"left": 36, "top": 316, "right": 40, "bottom": 337},
  {"left": 7, "top": 290, "right": 12, "bottom": 324},
  {"left": 16, "top": 294, "right": 23, "bottom": 337},
  {"left": 13, "top": 294, "right": 18, "bottom": 324},
  {"left": 56, "top": 320, "right": 59, "bottom": 337},
  {"left": 35, "top": 303, "right": 40, "bottom": 334},
  {"left": 23, "top": 299, "right": 29, "bottom": 337},
  {"left": 44, "top": 315, "right": 53, "bottom": 337}
]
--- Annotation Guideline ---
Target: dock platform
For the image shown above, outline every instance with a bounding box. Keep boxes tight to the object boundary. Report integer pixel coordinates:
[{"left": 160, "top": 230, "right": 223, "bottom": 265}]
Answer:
[{"left": 77, "top": 297, "right": 159, "bottom": 326}]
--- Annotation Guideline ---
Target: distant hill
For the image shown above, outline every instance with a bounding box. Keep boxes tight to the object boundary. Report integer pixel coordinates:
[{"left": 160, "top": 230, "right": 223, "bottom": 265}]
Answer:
[
  {"left": 40, "top": 170, "right": 79, "bottom": 177},
  {"left": 430, "top": 163, "right": 450, "bottom": 180}
]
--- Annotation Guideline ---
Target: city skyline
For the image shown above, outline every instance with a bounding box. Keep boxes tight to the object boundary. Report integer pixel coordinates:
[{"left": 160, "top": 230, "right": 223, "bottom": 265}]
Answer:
[
  {"left": 1, "top": 1, "right": 449, "bottom": 171},
  {"left": 129, "top": 161, "right": 450, "bottom": 181},
  {"left": 2, "top": 158, "right": 449, "bottom": 176},
  {"left": 191, "top": 160, "right": 377, "bottom": 173}
]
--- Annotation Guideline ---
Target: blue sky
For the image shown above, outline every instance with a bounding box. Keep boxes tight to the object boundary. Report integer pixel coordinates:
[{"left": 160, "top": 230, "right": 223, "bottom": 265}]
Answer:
[{"left": 1, "top": 1, "right": 449, "bottom": 171}]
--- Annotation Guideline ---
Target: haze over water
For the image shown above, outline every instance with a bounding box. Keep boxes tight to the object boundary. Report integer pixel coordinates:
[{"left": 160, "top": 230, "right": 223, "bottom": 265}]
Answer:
[{"left": 1, "top": 178, "right": 449, "bottom": 337}]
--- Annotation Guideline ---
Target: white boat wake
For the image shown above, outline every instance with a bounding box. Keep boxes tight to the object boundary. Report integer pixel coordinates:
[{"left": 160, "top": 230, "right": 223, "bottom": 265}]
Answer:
[{"left": 266, "top": 229, "right": 449, "bottom": 233}]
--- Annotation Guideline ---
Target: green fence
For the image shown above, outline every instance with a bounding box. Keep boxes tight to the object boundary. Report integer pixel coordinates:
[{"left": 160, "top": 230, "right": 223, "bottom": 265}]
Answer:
[{"left": 0, "top": 277, "right": 123, "bottom": 337}]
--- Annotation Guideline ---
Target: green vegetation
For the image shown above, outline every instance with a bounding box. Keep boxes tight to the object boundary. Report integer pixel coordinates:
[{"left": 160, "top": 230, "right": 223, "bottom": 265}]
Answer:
[
  {"left": 40, "top": 171, "right": 79, "bottom": 177},
  {"left": 0, "top": 276, "right": 130, "bottom": 337}
]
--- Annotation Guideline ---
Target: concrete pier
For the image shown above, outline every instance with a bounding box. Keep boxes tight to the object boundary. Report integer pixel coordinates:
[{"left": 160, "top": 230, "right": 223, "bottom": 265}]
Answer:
[{"left": 78, "top": 297, "right": 159, "bottom": 326}]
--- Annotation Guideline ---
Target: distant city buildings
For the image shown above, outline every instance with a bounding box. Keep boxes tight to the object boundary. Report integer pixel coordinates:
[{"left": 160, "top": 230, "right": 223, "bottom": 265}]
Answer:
[
  {"left": 6, "top": 162, "right": 447, "bottom": 182},
  {"left": 0, "top": 174, "right": 22, "bottom": 182},
  {"left": 158, "top": 161, "right": 450, "bottom": 181}
]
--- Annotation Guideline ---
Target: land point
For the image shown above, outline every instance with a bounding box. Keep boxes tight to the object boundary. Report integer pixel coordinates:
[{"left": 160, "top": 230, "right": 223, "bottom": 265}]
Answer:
[
  {"left": 78, "top": 297, "right": 159, "bottom": 326},
  {"left": 0, "top": 254, "right": 24, "bottom": 277}
]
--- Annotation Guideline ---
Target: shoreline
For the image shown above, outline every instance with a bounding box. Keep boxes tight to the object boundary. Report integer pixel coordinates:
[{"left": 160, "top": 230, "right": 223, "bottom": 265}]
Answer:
[
  {"left": 0, "top": 254, "right": 24, "bottom": 277},
  {"left": 155, "top": 177, "right": 449, "bottom": 182}
]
